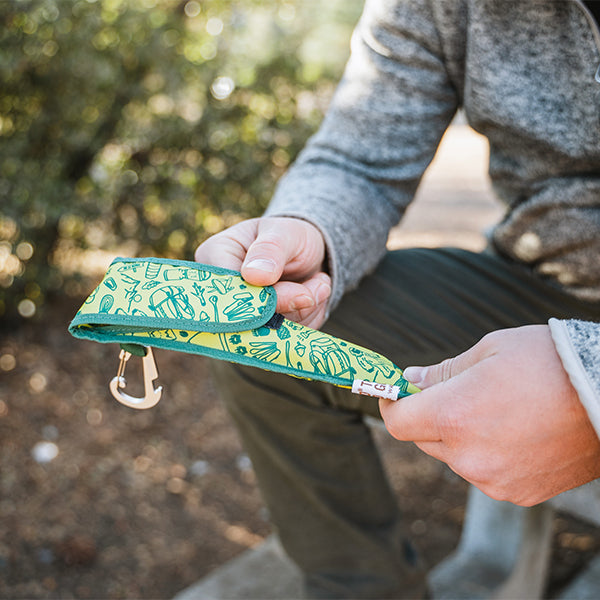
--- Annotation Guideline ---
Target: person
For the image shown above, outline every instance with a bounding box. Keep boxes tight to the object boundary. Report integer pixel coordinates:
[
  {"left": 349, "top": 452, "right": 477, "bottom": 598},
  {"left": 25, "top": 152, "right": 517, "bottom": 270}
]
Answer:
[{"left": 195, "top": 1, "right": 600, "bottom": 597}]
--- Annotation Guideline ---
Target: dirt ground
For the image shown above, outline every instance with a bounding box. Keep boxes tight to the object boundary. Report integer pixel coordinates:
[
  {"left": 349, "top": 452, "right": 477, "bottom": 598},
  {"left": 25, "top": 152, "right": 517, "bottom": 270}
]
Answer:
[{"left": 2, "top": 124, "right": 600, "bottom": 599}]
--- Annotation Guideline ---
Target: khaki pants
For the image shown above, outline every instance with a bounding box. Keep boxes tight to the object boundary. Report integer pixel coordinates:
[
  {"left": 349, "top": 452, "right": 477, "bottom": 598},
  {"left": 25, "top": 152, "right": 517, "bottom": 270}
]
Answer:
[{"left": 210, "top": 247, "right": 600, "bottom": 599}]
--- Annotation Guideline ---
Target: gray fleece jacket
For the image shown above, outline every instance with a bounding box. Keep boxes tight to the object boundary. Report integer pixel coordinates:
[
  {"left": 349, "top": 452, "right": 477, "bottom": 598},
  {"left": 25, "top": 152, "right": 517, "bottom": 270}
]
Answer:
[{"left": 265, "top": 0, "right": 600, "bottom": 436}]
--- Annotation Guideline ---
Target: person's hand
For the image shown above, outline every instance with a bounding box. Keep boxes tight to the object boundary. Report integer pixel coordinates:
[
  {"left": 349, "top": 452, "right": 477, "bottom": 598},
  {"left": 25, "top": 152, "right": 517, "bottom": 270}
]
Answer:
[
  {"left": 194, "top": 217, "right": 331, "bottom": 328},
  {"left": 380, "top": 325, "right": 600, "bottom": 506}
]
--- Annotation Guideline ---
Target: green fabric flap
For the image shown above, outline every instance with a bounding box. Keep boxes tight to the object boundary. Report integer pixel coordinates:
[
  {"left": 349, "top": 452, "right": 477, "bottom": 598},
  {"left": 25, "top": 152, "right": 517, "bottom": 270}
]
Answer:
[{"left": 68, "top": 257, "right": 277, "bottom": 335}]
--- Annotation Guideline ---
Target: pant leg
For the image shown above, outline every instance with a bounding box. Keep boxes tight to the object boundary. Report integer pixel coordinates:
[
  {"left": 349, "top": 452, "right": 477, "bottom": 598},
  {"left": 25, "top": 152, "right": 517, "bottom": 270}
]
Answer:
[{"left": 210, "top": 247, "right": 600, "bottom": 599}]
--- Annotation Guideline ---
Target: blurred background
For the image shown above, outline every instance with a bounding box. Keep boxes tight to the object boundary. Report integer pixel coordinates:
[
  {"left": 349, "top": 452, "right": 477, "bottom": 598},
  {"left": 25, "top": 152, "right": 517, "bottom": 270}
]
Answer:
[
  {"left": 1, "top": 0, "right": 363, "bottom": 322},
  {"left": 2, "top": 1, "right": 599, "bottom": 599}
]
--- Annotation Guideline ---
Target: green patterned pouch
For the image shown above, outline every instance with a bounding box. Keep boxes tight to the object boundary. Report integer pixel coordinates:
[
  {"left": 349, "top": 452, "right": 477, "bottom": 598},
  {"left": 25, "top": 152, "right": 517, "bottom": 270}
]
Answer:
[{"left": 69, "top": 257, "right": 418, "bottom": 408}]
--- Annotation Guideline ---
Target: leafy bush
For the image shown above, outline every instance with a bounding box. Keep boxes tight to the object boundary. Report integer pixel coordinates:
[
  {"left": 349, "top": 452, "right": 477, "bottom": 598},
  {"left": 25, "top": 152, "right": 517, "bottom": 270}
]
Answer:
[{"left": 0, "top": 0, "right": 362, "bottom": 321}]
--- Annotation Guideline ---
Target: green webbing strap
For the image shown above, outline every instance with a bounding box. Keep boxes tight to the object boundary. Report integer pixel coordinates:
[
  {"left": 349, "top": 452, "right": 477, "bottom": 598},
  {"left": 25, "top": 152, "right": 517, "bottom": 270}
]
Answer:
[{"left": 68, "top": 257, "right": 419, "bottom": 408}]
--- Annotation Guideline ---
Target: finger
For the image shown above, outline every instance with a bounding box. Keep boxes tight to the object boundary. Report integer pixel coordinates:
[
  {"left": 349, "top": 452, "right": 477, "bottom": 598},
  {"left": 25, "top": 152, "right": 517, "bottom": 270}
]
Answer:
[
  {"left": 414, "top": 441, "right": 493, "bottom": 493},
  {"left": 302, "top": 302, "right": 330, "bottom": 330},
  {"left": 241, "top": 222, "right": 295, "bottom": 286},
  {"left": 194, "top": 238, "right": 247, "bottom": 272},
  {"left": 275, "top": 280, "right": 315, "bottom": 315},
  {"left": 413, "top": 440, "right": 452, "bottom": 464},
  {"left": 298, "top": 274, "right": 331, "bottom": 326},
  {"left": 413, "top": 442, "right": 488, "bottom": 493},
  {"left": 403, "top": 340, "right": 488, "bottom": 389},
  {"left": 274, "top": 272, "right": 331, "bottom": 325},
  {"left": 378, "top": 389, "right": 443, "bottom": 442},
  {"left": 195, "top": 220, "right": 260, "bottom": 271},
  {"left": 241, "top": 218, "right": 326, "bottom": 287}
]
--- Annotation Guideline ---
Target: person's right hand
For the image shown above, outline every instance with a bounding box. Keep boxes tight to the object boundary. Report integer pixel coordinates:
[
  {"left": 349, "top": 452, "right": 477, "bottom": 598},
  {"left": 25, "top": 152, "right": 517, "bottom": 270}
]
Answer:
[
  {"left": 379, "top": 325, "right": 600, "bottom": 506},
  {"left": 194, "top": 217, "right": 332, "bottom": 328}
]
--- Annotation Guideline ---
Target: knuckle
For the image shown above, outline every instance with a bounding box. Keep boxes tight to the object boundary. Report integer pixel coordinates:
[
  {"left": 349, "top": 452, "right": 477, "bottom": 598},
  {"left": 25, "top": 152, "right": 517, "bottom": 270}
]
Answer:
[
  {"left": 439, "top": 357, "right": 457, "bottom": 381},
  {"left": 477, "top": 483, "right": 507, "bottom": 502},
  {"left": 248, "top": 246, "right": 287, "bottom": 269},
  {"left": 448, "top": 441, "right": 504, "bottom": 484},
  {"left": 252, "top": 237, "right": 283, "bottom": 255},
  {"left": 514, "top": 496, "right": 538, "bottom": 507},
  {"left": 194, "top": 241, "right": 215, "bottom": 262},
  {"left": 256, "top": 223, "right": 288, "bottom": 247},
  {"left": 455, "top": 457, "right": 538, "bottom": 506},
  {"left": 385, "top": 419, "right": 405, "bottom": 441},
  {"left": 478, "top": 484, "right": 529, "bottom": 505},
  {"left": 452, "top": 455, "right": 488, "bottom": 484},
  {"left": 477, "top": 329, "right": 505, "bottom": 352}
]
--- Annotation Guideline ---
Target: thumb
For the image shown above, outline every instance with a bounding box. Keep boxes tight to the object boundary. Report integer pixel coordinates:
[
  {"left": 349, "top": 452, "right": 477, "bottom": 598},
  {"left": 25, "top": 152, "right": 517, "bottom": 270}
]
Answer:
[
  {"left": 403, "top": 345, "right": 483, "bottom": 390},
  {"left": 240, "top": 217, "right": 325, "bottom": 288},
  {"left": 241, "top": 223, "right": 289, "bottom": 287}
]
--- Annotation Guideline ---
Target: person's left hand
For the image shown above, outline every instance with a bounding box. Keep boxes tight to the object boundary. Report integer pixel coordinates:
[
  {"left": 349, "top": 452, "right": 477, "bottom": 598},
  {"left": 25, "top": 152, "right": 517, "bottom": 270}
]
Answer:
[{"left": 379, "top": 325, "right": 600, "bottom": 506}]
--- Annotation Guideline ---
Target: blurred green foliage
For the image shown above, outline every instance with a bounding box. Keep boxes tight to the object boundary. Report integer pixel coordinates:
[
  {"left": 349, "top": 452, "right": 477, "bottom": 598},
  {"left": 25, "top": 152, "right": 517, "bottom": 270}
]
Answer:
[{"left": 0, "top": 0, "right": 362, "bottom": 321}]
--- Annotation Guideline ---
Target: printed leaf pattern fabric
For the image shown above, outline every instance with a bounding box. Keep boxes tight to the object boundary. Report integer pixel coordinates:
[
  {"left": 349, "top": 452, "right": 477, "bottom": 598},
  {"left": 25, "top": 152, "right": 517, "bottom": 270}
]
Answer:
[{"left": 69, "top": 258, "right": 417, "bottom": 396}]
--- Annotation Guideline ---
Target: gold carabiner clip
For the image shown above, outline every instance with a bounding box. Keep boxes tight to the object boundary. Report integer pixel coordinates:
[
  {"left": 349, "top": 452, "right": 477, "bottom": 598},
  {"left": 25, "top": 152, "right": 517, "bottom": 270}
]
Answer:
[{"left": 109, "top": 347, "right": 163, "bottom": 409}]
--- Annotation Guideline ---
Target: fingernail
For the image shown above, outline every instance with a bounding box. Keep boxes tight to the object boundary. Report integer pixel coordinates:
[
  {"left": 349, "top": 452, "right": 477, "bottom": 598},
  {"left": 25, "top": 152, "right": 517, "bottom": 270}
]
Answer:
[
  {"left": 403, "top": 366, "right": 426, "bottom": 387},
  {"left": 243, "top": 258, "right": 277, "bottom": 273}
]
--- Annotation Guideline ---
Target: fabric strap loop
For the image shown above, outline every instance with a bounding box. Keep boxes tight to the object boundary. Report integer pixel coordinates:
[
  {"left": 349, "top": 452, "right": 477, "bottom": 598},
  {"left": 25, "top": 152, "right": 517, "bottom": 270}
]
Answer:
[{"left": 69, "top": 257, "right": 418, "bottom": 400}]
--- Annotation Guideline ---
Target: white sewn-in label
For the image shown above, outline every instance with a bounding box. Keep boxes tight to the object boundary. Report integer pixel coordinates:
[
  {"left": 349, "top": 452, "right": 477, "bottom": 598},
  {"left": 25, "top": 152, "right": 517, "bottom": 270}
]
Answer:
[{"left": 352, "top": 380, "right": 400, "bottom": 401}]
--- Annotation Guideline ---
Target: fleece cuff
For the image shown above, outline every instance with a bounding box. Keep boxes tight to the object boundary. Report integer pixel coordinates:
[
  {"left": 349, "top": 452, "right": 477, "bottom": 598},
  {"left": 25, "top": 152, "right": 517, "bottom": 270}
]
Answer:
[{"left": 549, "top": 318, "right": 600, "bottom": 439}]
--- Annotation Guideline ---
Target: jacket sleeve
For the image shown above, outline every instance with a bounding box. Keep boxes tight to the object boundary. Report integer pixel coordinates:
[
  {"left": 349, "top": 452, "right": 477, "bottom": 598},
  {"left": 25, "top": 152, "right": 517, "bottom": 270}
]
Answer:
[
  {"left": 549, "top": 318, "right": 600, "bottom": 439},
  {"left": 264, "top": 0, "right": 458, "bottom": 309}
]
